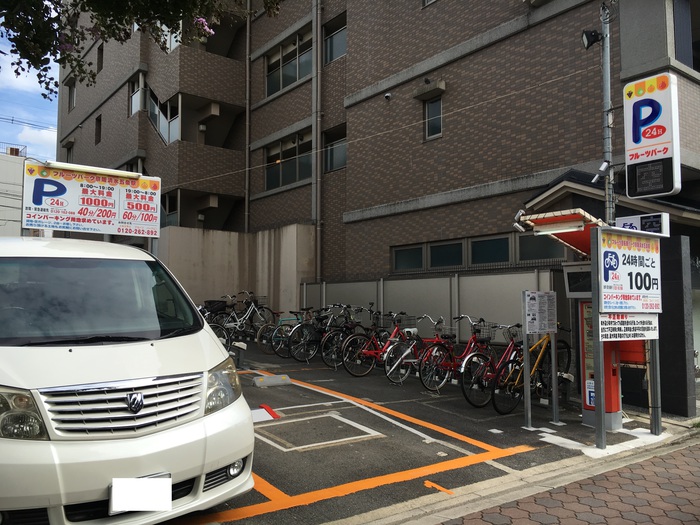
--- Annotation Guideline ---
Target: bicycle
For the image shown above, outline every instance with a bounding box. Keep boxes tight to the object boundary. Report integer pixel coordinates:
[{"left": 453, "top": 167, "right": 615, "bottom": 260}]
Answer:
[
  {"left": 460, "top": 323, "right": 523, "bottom": 408},
  {"left": 491, "top": 325, "right": 572, "bottom": 415},
  {"left": 418, "top": 315, "right": 496, "bottom": 392},
  {"left": 383, "top": 314, "right": 445, "bottom": 384},
  {"left": 319, "top": 304, "right": 366, "bottom": 369},
  {"left": 287, "top": 306, "right": 336, "bottom": 362},
  {"left": 211, "top": 290, "right": 276, "bottom": 340},
  {"left": 341, "top": 311, "right": 414, "bottom": 377}
]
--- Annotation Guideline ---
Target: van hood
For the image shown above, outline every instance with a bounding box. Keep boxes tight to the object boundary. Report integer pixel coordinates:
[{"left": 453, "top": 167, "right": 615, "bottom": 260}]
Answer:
[{"left": 0, "top": 329, "right": 229, "bottom": 390}]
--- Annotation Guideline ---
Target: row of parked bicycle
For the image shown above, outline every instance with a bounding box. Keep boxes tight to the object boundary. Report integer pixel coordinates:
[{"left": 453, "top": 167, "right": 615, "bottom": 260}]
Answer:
[{"left": 199, "top": 294, "right": 573, "bottom": 415}]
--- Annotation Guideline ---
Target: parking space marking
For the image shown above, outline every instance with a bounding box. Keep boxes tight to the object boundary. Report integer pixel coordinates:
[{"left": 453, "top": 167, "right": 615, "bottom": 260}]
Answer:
[
  {"left": 254, "top": 412, "right": 383, "bottom": 452},
  {"left": 180, "top": 372, "right": 536, "bottom": 523}
]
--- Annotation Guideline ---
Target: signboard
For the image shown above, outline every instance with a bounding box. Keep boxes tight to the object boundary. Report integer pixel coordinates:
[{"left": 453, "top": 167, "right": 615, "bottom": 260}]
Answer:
[
  {"left": 599, "top": 313, "right": 659, "bottom": 341},
  {"left": 623, "top": 72, "right": 681, "bottom": 198},
  {"left": 616, "top": 213, "right": 669, "bottom": 237},
  {"left": 524, "top": 291, "right": 557, "bottom": 334},
  {"left": 22, "top": 164, "right": 160, "bottom": 238},
  {"left": 599, "top": 228, "right": 661, "bottom": 313}
]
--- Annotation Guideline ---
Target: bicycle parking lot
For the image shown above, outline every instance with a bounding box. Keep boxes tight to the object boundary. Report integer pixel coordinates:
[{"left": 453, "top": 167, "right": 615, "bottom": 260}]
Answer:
[{"left": 170, "top": 344, "right": 667, "bottom": 525}]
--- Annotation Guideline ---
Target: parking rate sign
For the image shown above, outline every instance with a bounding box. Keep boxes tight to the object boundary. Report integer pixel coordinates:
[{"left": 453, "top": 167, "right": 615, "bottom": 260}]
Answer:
[{"left": 598, "top": 229, "right": 661, "bottom": 313}]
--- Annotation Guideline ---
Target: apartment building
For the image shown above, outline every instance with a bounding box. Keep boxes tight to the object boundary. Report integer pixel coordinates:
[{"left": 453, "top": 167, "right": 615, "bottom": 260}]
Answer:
[{"left": 57, "top": 0, "right": 700, "bottom": 415}]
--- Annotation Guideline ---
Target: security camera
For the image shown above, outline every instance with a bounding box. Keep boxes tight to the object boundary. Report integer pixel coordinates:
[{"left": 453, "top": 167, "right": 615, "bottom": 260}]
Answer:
[{"left": 384, "top": 93, "right": 392, "bottom": 100}]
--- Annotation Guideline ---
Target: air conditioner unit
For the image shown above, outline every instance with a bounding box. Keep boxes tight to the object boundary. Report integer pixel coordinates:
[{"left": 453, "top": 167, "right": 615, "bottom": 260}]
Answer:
[{"left": 6, "top": 147, "right": 20, "bottom": 156}]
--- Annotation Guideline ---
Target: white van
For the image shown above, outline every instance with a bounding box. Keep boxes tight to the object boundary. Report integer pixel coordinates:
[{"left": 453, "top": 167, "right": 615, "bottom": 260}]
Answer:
[{"left": 0, "top": 237, "right": 254, "bottom": 525}]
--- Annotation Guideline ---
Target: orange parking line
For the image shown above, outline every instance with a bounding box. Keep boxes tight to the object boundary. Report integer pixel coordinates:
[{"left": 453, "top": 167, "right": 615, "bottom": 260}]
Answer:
[
  {"left": 190, "top": 445, "right": 531, "bottom": 523},
  {"left": 251, "top": 473, "right": 290, "bottom": 501}
]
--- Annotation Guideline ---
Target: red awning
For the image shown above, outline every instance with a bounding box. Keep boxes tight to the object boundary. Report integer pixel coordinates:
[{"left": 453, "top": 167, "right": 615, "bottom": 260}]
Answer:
[{"left": 518, "top": 208, "right": 607, "bottom": 258}]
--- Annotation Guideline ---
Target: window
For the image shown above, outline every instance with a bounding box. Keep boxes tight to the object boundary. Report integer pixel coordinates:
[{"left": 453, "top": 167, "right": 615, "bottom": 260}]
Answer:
[
  {"left": 518, "top": 235, "right": 565, "bottom": 261},
  {"left": 425, "top": 97, "right": 442, "bottom": 139},
  {"left": 324, "top": 13, "right": 347, "bottom": 64},
  {"left": 96, "top": 44, "right": 104, "bottom": 73},
  {"left": 265, "top": 131, "right": 313, "bottom": 190},
  {"left": 67, "top": 82, "right": 76, "bottom": 111},
  {"left": 430, "top": 242, "right": 463, "bottom": 268},
  {"left": 470, "top": 237, "right": 509, "bottom": 265},
  {"left": 266, "top": 29, "right": 313, "bottom": 97},
  {"left": 324, "top": 125, "right": 347, "bottom": 172},
  {"left": 65, "top": 145, "right": 73, "bottom": 163},
  {"left": 94, "top": 115, "right": 102, "bottom": 145},
  {"left": 394, "top": 246, "right": 424, "bottom": 271}
]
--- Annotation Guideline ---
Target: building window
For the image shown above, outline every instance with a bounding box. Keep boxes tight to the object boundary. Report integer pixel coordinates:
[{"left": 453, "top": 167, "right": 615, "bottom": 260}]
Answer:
[
  {"left": 65, "top": 145, "right": 73, "bottom": 163},
  {"left": 470, "top": 236, "right": 509, "bottom": 265},
  {"left": 324, "top": 13, "right": 347, "bottom": 64},
  {"left": 67, "top": 81, "right": 76, "bottom": 111},
  {"left": 394, "top": 246, "right": 424, "bottom": 271},
  {"left": 324, "top": 125, "right": 347, "bottom": 172},
  {"left": 96, "top": 43, "right": 104, "bottom": 73},
  {"left": 265, "top": 131, "right": 313, "bottom": 190},
  {"left": 430, "top": 242, "right": 463, "bottom": 268},
  {"left": 518, "top": 235, "right": 565, "bottom": 261},
  {"left": 425, "top": 97, "right": 442, "bottom": 139},
  {"left": 94, "top": 115, "right": 102, "bottom": 145},
  {"left": 266, "top": 29, "right": 313, "bottom": 97}
]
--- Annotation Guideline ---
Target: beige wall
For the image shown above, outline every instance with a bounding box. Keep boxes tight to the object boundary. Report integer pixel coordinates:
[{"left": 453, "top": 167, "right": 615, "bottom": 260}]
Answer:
[
  {"left": 0, "top": 155, "right": 24, "bottom": 236},
  {"left": 155, "top": 224, "right": 315, "bottom": 312}
]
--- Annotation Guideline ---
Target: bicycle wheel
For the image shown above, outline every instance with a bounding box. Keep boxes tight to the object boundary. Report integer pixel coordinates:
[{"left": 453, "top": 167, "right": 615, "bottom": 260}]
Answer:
[
  {"left": 320, "top": 329, "right": 345, "bottom": 369},
  {"left": 271, "top": 324, "right": 292, "bottom": 358},
  {"left": 384, "top": 341, "right": 414, "bottom": 384},
  {"left": 419, "top": 343, "right": 451, "bottom": 391},
  {"left": 246, "top": 307, "right": 275, "bottom": 337},
  {"left": 288, "top": 323, "right": 320, "bottom": 362},
  {"left": 491, "top": 359, "right": 524, "bottom": 415},
  {"left": 255, "top": 323, "right": 276, "bottom": 355},
  {"left": 540, "top": 339, "right": 572, "bottom": 386},
  {"left": 209, "top": 322, "right": 231, "bottom": 351},
  {"left": 342, "top": 333, "right": 376, "bottom": 377},
  {"left": 461, "top": 352, "right": 495, "bottom": 408}
]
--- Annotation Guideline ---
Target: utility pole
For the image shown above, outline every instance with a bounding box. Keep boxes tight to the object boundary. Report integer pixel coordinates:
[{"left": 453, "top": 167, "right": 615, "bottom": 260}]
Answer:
[{"left": 601, "top": 2, "right": 615, "bottom": 226}]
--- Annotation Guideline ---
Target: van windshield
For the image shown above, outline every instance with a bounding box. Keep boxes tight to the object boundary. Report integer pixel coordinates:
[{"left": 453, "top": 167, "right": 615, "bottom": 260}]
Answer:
[{"left": 0, "top": 257, "right": 203, "bottom": 346}]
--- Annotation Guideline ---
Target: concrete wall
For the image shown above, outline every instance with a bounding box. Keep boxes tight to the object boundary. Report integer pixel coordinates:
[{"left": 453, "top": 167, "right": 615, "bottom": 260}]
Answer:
[
  {"left": 0, "top": 155, "right": 25, "bottom": 236},
  {"left": 155, "top": 224, "right": 315, "bottom": 311}
]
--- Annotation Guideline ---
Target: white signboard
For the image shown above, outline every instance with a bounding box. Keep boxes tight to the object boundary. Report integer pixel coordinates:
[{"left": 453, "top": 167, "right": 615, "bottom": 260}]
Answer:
[
  {"left": 23, "top": 164, "right": 160, "bottom": 238},
  {"left": 599, "top": 228, "right": 661, "bottom": 313},
  {"left": 623, "top": 72, "right": 681, "bottom": 198},
  {"left": 599, "top": 313, "right": 659, "bottom": 341},
  {"left": 524, "top": 291, "right": 557, "bottom": 334}
]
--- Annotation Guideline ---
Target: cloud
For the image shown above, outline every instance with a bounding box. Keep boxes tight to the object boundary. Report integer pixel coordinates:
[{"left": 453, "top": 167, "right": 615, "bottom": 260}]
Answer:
[
  {"left": 17, "top": 127, "right": 57, "bottom": 162},
  {"left": 0, "top": 48, "right": 59, "bottom": 96}
]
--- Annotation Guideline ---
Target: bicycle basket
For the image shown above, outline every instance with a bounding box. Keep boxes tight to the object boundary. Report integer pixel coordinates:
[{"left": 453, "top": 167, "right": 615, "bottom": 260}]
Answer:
[
  {"left": 203, "top": 300, "right": 227, "bottom": 313},
  {"left": 474, "top": 321, "right": 498, "bottom": 339},
  {"left": 502, "top": 325, "right": 523, "bottom": 342},
  {"left": 255, "top": 296, "right": 267, "bottom": 306},
  {"left": 380, "top": 314, "right": 416, "bottom": 328},
  {"left": 437, "top": 325, "right": 456, "bottom": 337}
]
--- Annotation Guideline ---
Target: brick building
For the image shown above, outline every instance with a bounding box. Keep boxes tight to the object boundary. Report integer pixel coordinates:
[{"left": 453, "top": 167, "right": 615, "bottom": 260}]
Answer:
[{"left": 56, "top": 0, "right": 700, "bottom": 414}]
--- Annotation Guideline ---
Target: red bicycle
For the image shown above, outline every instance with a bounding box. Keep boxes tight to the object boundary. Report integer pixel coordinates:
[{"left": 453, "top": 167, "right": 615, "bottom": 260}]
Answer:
[
  {"left": 341, "top": 311, "right": 414, "bottom": 377},
  {"left": 418, "top": 315, "right": 496, "bottom": 392}
]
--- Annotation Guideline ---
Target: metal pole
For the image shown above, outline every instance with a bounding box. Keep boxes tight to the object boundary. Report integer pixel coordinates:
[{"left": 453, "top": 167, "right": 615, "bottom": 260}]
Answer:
[
  {"left": 601, "top": 2, "right": 615, "bottom": 225},
  {"left": 522, "top": 292, "right": 532, "bottom": 429},
  {"left": 550, "top": 330, "right": 559, "bottom": 424},
  {"left": 648, "top": 338, "right": 662, "bottom": 435},
  {"left": 591, "top": 227, "right": 606, "bottom": 449}
]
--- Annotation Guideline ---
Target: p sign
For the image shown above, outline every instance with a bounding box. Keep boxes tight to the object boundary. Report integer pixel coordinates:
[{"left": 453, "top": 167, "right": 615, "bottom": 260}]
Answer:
[{"left": 623, "top": 72, "right": 681, "bottom": 198}]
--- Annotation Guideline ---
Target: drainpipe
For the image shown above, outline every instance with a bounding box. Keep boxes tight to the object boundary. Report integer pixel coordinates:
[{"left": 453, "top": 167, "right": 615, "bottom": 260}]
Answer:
[
  {"left": 313, "top": 0, "right": 322, "bottom": 282},
  {"left": 244, "top": 0, "right": 252, "bottom": 233}
]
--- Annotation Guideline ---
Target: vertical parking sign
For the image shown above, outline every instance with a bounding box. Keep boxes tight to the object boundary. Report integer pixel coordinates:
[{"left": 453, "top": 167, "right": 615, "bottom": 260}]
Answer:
[{"left": 623, "top": 72, "right": 681, "bottom": 198}]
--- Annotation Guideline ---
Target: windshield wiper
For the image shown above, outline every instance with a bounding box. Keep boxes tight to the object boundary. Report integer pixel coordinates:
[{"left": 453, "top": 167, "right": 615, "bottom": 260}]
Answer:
[
  {"left": 159, "top": 326, "right": 201, "bottom": 340},
  {"left": 22, "top": 335, "right": 151, "bottom": 346}
]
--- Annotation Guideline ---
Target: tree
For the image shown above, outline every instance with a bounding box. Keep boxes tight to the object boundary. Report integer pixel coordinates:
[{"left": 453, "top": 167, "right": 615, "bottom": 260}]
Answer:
[{"left": 0, "top": 0, "right": 281, "bottom": 99}]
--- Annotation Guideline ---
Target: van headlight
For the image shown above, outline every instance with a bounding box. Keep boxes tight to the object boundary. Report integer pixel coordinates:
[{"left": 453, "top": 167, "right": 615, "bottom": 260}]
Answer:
[
  {"left": 205, "top": 358, "right": 242, "bottom": 415},
  {"left": 0, "top": 388, "right": 48, "bottom": 440}
]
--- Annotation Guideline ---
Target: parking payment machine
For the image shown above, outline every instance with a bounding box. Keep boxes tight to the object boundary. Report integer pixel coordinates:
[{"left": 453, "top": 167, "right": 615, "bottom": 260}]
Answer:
[{"left": 579, "top": 301, "right": 622, "bottom": 430}]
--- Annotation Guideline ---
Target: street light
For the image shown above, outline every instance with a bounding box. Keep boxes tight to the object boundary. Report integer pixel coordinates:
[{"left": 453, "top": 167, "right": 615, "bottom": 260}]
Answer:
[{"left": 582, "top": 1, "right": 616, "bottom": 225}]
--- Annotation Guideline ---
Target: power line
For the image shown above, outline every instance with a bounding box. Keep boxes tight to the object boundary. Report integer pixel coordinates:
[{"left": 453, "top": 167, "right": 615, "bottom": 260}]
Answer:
[{"left": 0, "top": 115, "right": 57, "bottom": 132}]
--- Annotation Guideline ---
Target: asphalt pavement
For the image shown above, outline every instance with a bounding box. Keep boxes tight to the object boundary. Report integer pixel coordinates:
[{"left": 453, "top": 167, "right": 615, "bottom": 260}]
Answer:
[{"left": 212, "top": 343, "right": 700, "bottom": 525}]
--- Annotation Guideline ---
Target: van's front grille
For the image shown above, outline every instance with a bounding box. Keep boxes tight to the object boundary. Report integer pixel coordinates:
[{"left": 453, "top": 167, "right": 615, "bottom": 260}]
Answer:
[{"left": 39, "top": 373, "right": 203, "bottom": 437}]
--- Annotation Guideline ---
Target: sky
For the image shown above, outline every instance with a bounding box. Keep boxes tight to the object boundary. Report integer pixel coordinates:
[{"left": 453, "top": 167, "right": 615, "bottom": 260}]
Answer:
[{"left": 0, "top": 39, "right": 59, "bottom": 163}]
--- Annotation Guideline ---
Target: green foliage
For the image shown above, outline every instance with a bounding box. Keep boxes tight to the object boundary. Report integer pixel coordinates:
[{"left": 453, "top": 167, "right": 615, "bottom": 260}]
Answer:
[{"left": 0, "top": 0, "right": 281, "bottom": 99}]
